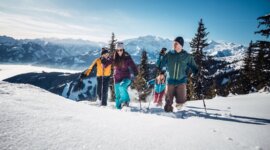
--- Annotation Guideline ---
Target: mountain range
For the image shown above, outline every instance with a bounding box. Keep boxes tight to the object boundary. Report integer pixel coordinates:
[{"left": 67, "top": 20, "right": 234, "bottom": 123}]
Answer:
[{"left": 0, "top": 35, "right": 247, "bottom": 70}]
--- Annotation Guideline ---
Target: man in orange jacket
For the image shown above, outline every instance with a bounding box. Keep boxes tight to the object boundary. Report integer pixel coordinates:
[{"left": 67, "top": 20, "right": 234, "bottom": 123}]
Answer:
[{"left": 81, "top": 49, "right": 112, "bottom": 106}]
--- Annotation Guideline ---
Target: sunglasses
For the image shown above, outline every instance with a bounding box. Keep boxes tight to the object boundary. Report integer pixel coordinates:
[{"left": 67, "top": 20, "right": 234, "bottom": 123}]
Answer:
[{"left": 116, "top": 49, "right": 123, "bottom": 52}]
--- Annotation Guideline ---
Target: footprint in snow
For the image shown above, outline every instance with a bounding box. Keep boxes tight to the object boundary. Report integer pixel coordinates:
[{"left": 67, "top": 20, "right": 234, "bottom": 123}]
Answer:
[
  {"left": 226, "top": 137, "right": 233, "bottom": 141},
  {"left": 255, "top": 146, "right": 263, "bottom": 150}
]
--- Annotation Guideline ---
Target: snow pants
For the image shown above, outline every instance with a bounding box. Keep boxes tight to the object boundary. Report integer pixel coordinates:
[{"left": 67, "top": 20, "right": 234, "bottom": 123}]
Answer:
[
  {"left": 114, "top": 79, "right": 131, "bottom": 109},
  {"left": 165, "top": 84, "right": 187, "bottom": 106},
  {"left": 97, "top": 76, "right": 110, "bottom": 106},
  {"left": 154, "top": 83, "right": 166, "bottom": 104},
  {"left": 154, "top": 91, "right": 165, "bottom": 104}
]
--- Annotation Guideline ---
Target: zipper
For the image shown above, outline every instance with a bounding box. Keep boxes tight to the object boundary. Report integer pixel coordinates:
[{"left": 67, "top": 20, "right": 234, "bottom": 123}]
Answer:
[
  {"left": 173, "top": 63, "right": 177, "bottom": 79},
  {"left": 176, "top": 63, "right": 180, "bottom": 80}
]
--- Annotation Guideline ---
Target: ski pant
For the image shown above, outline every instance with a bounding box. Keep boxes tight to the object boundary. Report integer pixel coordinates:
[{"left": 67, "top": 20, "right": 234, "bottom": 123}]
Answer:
[
  {"left": 97, "top": 76, "right": 110, "bottom": 106},
  {"left": 165, "top": 84, "right": 187, "bottom": 106},
  {"left": 114, "top": 79, "right": 131, "bottom": 109},
  {"left": 154, "top": 91, "right": 165, "bottom": 104}
]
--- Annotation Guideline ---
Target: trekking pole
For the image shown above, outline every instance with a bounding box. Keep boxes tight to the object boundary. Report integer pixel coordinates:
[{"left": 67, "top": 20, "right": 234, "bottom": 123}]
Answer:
[
  {"left": 101, "top": 63, "right": 104, "bottom": 106},
  {"left": 78, "top": 78, "right": 83, "bottom": 92},
  {"left": 139, "top": 92, "right": 142, "bottom": 111},
  {"left": 145, "top": 78, "right": 155, "bottom": 111},
  {"left": 77, "top": 72, "right": 85, "bottom": 92},
  {"left": 146, "top": 85, "right": 154, "bottom": 111},
  {"left": 199, "top": 69, "right": 207, "bottom": 113},
  {"left": 202, "top": 94, "right": 207, "bottom": 113}
]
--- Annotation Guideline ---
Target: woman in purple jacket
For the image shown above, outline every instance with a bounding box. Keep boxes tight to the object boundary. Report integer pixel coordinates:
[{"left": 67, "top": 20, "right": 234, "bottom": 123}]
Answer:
[{"left": 113, "top": 42, "right": 138, "bottom": 109}]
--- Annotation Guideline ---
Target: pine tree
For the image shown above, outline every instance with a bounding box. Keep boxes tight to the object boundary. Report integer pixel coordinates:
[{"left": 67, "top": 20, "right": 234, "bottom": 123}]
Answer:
[
  {"left": 133, "top": 73, "right": 148, "bottom": 102},
  {"left": 253, "top": 42, "right": 269, "bottom": 89},
  {"left": 253, "top": 13, "right": 270, "bottom": 90},
  {"left": 133, "top": 50, "right": 151, "bottom": 102},
  {"left": 190, "top": 19, "right": 209, "bottom": 59},
  {"left": 139, "top": 50, "right": 149, "bottom": 81},
  {"left": 240, "top": 41, "right": 255, "bottom": 93},
  {"left": 109, "top": 32, "right": 117, "bottom": 56},
  {"left": 109, "top": 32, "right": 117, "bottom": 101},
  {"left": 189, "top": 18, "right": 211, "bottom": 100},
  {"left": 255, "top": 14, "right": 270, "bottom": 38}
]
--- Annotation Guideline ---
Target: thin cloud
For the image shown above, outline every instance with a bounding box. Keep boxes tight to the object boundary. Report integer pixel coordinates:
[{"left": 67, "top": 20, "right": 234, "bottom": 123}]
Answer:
[
  {"left": 0, "top": 2, "right": 155, "bottom": 42},
  {"left": 0, "top": 11, "right": 110, "bottom": 41},
  {"left": 0, "top": 3, "right": 73, "bottom": 18},
  {"left": 29, "top": 7, "right": 73, "bottom": 18}
]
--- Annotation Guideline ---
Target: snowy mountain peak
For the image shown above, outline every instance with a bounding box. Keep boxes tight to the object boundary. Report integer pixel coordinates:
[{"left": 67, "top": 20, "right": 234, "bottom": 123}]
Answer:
[
  {"left": 208, "top": 40, "right": 220, "bottom": 45},
  {"left": 204, "top": 40, "right": 247, "bottom": 59},
  {"left": 40, "top": 37, "right": 106, "bottom": 46},
  {"left": 135, "top": 35, "right": 166, "bottom": 41},
  {"left": 122, "top": 35, "right": 173, "bottom": 62}
]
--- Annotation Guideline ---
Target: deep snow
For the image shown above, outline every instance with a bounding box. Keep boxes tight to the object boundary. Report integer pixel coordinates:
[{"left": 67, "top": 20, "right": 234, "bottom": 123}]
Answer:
[{"left": 0, "top": 65, "right": 270, "bottom": 150}]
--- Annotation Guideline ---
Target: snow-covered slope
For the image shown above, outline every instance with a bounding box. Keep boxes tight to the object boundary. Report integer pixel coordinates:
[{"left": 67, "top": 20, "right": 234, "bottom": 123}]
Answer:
[
  {"left": 1, "top": 64, "right": 97, "bottom": 101},
  {"left": 0, "top": 80, "right": 270, "bottom": 150}
]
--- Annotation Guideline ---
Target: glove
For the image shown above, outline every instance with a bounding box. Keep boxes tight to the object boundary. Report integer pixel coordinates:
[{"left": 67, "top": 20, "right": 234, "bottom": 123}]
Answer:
[
  {"left": 130, "top": 74, "right": 135, "bottom": 81},
  {"left": 160, "top": 51, "right": 165, "bottom": 56},
  {"left": 159, "top": 48, "right": 167, "bottom": 56}
]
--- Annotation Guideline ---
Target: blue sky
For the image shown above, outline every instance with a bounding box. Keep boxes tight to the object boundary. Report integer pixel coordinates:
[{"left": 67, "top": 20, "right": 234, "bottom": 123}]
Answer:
[{"left": 0, "top": 0, "right": 269, "bottom": 45}]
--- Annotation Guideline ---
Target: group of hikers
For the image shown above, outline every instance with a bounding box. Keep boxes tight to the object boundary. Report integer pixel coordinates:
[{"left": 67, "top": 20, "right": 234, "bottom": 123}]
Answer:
[{"left": 80, "top": 36, "right": 198, "bottom": 112}]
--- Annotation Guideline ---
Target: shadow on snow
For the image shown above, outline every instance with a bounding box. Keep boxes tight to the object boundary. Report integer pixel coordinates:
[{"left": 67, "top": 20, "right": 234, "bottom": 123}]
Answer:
[{"left": 128, "top": 105, "right": 270, "bottom": 125}]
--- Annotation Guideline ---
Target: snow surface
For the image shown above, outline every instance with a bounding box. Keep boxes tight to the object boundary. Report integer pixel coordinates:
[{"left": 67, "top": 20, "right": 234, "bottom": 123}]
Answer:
[{"left": 1, "top": 65, "right": 270, "bottom": 150}]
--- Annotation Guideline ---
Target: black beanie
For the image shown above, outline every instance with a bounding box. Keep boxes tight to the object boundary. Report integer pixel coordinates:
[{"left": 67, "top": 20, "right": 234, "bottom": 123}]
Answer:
[
  {"left": 101, "top": 49, "right": 109, "bottom": 55},
  {"left": 174, "top": 36, "right": 184, "bottom": 47}
]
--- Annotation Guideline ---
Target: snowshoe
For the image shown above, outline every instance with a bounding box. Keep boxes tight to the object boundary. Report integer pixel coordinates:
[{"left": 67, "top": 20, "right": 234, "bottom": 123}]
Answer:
[
  {"left": 121, "top": 102, "right": 131, "bottom": 111},
  {"left": 175, "top": 103, "right": 183, "bottom": 110}
]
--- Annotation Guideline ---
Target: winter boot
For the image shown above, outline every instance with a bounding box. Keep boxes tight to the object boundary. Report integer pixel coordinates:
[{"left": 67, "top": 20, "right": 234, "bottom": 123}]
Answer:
[
  {"left": 156, "top": 102, "right": 163, "bottom": 107},
  {"left": 164, "top": 104, "right": 173, "bottom": 112},
  {"left": 121, "top": 102, "right": 129, "bottom": 107},
  {"left": 96, "top": 99, "right": 101, "bottom": 106}
]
